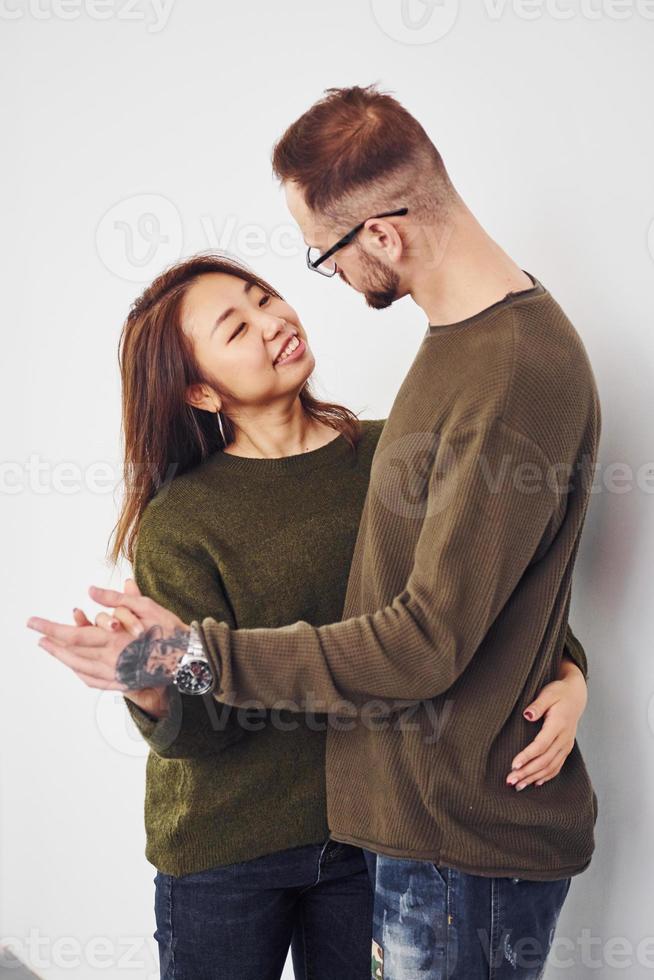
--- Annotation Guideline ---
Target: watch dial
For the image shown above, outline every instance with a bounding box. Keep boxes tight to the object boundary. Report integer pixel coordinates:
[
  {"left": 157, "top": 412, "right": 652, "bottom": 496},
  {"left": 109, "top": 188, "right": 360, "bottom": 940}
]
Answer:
[{"left": 178, "top": 661, "right": 213, "bottom": 695}]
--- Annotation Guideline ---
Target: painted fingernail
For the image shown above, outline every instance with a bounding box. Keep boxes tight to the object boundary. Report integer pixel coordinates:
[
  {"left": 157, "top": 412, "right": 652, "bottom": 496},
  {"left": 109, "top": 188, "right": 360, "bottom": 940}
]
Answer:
[
  {"left": 523, "top": 710, "right": 534, "bottom": 720},
  {"left": 110, "top": 620, "right": 121, "bottom": 631}
]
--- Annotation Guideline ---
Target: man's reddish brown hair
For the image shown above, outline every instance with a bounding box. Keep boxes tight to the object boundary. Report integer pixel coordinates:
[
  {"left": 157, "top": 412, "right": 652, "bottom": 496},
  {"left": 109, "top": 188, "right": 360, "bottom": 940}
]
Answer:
[{"left": 271, "top": 84, "right": 454, "bottom": 221}]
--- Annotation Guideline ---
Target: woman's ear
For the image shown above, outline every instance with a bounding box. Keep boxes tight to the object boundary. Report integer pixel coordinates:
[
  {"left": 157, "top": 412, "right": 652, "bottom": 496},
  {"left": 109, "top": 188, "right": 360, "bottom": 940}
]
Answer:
[{"left": 186, "top": 382, "right": 220, "bottom": 414}]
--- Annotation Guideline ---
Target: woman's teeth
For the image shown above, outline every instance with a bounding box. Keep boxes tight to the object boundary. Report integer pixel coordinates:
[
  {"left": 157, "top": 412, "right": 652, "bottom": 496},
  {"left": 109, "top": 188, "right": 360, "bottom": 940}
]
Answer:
[{"left": 276, "top": 336, "right": 301, "bottom": 363}]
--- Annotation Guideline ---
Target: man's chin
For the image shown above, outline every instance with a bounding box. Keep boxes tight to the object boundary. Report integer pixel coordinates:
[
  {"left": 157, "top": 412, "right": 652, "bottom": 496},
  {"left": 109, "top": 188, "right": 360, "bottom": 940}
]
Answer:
[{"left": 364, "top": 290, "right": 398, "bottom": 310}]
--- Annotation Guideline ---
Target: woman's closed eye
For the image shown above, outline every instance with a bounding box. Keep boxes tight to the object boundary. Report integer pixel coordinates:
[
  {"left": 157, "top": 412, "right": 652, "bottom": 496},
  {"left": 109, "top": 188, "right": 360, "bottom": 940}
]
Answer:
[{"left": 228, "top": 294, "right": 271, "bottom": 340}]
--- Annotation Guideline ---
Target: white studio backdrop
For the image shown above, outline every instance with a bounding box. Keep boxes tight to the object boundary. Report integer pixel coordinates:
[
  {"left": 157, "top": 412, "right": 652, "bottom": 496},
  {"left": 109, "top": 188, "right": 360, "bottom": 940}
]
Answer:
[{"left": 2, "top": 2, "right": 653, "bottom": 978}]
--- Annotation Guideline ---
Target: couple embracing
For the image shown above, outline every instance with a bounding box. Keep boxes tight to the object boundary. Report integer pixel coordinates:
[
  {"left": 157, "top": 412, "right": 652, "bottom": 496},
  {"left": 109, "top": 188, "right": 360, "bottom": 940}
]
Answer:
[{"left": 29, "top": 84, "right": 599, "bottom": 980}]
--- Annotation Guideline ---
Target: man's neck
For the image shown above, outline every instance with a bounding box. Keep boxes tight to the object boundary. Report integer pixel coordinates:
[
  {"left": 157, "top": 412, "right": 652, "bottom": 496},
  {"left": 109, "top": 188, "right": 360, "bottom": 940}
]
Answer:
[{"left": 407, "top": 201, "right": 535, "bottom": 327}]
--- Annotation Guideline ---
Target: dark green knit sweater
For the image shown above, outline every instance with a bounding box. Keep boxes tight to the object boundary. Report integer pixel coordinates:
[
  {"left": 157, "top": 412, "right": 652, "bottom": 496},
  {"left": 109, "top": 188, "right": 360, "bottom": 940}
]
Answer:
[
  {"left": 124, "top": 420, "right": 384, "bottom": 875},
  {"left": 126, "top": 413, "right": 588, "bottom": 877}
]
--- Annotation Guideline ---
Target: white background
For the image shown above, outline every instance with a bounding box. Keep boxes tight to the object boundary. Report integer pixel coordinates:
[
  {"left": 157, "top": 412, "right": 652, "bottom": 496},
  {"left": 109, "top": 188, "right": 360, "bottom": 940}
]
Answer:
[{"left": 2, "top": 0, "right": 654, "bottom": 977}]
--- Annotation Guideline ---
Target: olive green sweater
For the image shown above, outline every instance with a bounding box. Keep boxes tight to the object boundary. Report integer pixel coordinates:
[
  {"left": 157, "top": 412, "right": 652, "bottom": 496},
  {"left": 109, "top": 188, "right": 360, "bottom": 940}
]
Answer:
[
  {"left": 125, "top": 421, "right": 383, "bottom": 875},
  {"left": 196, "top": 273, "right": 600, "bottom": 880},
  {"left": 126, "top": 407, "right": 587, "bottom": 878}
]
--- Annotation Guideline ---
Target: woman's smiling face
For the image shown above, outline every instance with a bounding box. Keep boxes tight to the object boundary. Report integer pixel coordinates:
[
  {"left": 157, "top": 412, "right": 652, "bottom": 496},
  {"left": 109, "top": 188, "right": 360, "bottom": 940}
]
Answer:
[{"left": 181, "top": 272, "right": 315, "bottom": 410}]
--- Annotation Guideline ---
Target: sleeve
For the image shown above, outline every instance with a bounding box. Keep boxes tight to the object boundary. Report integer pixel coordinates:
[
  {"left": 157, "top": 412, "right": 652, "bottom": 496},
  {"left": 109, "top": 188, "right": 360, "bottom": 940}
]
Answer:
[
  {"left": 198, "top": 418, "right": 563, "bottom": 715},
  {"left": 562, "top": 622, "right": 589, "bottom": 681},
  {"left": 123, "top": 511, "right": 246, "bottom": 758}
]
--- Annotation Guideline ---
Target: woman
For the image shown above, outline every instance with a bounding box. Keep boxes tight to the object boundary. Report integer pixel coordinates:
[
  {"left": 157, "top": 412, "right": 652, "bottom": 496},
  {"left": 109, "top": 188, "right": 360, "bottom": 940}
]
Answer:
[{"left": 43, "top": 253, "right": 588, "bottom": 980}]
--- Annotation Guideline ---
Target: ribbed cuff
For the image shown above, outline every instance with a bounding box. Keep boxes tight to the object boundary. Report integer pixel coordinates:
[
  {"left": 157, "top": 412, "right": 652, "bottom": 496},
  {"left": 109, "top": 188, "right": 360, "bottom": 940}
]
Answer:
[
  {"left": 123, "top": 692, "right": 184, "bottom": 755},
  {"left": 563, "top": 632, "right": 589, "bottom": 681}
]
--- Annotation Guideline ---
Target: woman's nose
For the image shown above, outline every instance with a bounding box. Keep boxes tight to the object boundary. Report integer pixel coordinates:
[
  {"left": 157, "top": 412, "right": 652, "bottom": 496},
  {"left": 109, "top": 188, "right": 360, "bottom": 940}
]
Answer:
[{"left": 261, "top": 314, "right": 287, "bottom": 338}]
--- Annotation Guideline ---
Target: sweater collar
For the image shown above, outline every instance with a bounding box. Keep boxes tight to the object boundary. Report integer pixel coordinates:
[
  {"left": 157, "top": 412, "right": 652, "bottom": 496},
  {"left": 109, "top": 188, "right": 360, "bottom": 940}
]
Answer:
[
  {"left": 426, "top": 270, "right": 546, "bottom": 336},
  {"left": 209, "top": 430, "right": 352, "bottom": 477}
]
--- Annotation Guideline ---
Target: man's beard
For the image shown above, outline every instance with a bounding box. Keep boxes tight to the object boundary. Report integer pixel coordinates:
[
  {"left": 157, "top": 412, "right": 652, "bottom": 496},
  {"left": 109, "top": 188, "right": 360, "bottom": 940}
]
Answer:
[{"left": 343, "top": 248, "right": 400, "bottom": 310}]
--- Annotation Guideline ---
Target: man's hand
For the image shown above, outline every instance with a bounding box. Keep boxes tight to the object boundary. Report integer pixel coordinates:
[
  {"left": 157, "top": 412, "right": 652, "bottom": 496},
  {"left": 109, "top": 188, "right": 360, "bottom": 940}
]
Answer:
[
  {"left": 27, "top": 582, "right": 190, "bottom": 691},
  {"left": 506, "top": 659, "right": 587, "bottom": 791}
]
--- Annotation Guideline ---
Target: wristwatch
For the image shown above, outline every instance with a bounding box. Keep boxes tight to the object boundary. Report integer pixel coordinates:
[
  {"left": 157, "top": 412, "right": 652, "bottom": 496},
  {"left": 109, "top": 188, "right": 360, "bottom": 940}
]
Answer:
[{"left": 172, "top": 620, "right": 215, "bottom": 695}]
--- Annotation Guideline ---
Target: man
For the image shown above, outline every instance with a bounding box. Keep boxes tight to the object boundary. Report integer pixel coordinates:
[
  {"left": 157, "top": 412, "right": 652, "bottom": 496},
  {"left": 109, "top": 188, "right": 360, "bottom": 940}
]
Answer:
[{"left": 30, "top": 85, "right": 599, "bottom": 978}]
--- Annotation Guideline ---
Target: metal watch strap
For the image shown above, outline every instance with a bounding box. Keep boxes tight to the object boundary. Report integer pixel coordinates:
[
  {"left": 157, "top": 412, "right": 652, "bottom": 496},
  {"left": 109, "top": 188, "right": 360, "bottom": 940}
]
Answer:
[{"left": 187, "top": 620, "right": 207, "bottom": 660}]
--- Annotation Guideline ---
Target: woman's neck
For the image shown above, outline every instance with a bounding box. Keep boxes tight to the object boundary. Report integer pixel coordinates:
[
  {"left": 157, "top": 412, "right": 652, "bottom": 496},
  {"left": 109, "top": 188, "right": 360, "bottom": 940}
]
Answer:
[{"left": 223, "top": 405, "right": 339, "bottom": 459}]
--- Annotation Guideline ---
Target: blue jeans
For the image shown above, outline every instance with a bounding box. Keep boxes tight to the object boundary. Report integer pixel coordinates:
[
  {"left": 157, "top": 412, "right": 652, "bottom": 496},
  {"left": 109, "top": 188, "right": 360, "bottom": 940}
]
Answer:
[
  {"left": 153, "top": 839, "right": 373, "bottom": 979},
  {"left": 363, "top": 851, "right": 571, "bottom": 980}
]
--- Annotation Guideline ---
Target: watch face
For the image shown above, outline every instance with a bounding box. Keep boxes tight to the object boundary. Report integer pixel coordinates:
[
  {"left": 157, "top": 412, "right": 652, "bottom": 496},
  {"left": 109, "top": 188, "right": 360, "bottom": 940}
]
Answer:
[{"left": 175, "top": 660, "right": 214, "bottom": 695}]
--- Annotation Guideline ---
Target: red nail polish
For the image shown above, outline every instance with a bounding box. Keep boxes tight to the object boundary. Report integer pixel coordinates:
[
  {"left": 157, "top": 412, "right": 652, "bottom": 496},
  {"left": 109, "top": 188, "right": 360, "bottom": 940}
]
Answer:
[{"left": 523, "top": 710, "right": 534, "bottom": 720}]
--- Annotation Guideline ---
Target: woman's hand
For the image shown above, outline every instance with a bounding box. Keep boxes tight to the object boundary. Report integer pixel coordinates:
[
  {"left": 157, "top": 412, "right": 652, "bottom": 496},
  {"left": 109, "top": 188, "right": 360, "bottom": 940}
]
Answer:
[
  {"left": 90, "top": 578, "right": 150, "bottom": 641},
  {"left": 506, "top": 657, "right": 588, "bottom": 791},
  {"left": 27, "top": 582, "right": 190, "bottom": 692},
  {"left": 72, "top": 580, "right": 170, "bottom": 719}
]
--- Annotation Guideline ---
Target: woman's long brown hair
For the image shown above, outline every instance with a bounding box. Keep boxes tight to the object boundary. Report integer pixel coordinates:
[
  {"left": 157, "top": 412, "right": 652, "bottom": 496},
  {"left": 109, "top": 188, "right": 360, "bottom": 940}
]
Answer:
[{"left": 107, "top": 253, "right": 362, "bottom": 566}]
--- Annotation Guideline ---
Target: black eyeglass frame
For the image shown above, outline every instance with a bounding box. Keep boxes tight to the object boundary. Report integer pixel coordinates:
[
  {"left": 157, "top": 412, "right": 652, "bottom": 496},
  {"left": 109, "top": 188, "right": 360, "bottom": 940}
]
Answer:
[{"left": 306, "top": 207, "right": 409, "bottom": 276}]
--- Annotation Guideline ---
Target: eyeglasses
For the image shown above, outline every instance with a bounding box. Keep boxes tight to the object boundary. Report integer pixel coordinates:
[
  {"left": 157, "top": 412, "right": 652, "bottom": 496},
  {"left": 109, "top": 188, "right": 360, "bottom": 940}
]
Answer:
[{"left": 306, "top": 207, "right": 409, "bottom": 277}]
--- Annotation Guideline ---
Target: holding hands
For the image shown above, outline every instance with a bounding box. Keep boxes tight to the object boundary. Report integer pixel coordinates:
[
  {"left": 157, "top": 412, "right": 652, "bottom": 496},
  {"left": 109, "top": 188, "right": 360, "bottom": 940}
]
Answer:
[
  {"left": 26, "top": 579, "right": 189, "bottom": 710},
  {"left": 27, "top": 580, "right": 586, "bottom": 790}
]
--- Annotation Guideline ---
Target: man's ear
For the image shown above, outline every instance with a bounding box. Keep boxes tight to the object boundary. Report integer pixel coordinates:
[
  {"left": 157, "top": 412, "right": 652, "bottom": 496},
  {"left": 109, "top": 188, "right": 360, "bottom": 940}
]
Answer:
[
  {"left": 186, "top": 383, "right": 220, "bottom": 413},
  {"left": 363, "top": 218, "right": 404, "bottom": 263}
]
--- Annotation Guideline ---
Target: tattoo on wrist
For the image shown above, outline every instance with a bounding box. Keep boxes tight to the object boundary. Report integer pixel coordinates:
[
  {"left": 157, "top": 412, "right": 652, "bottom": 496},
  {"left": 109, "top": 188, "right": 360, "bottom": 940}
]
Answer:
[{"left": 115, "top": 624, "right": 189, "bottom": 689}]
